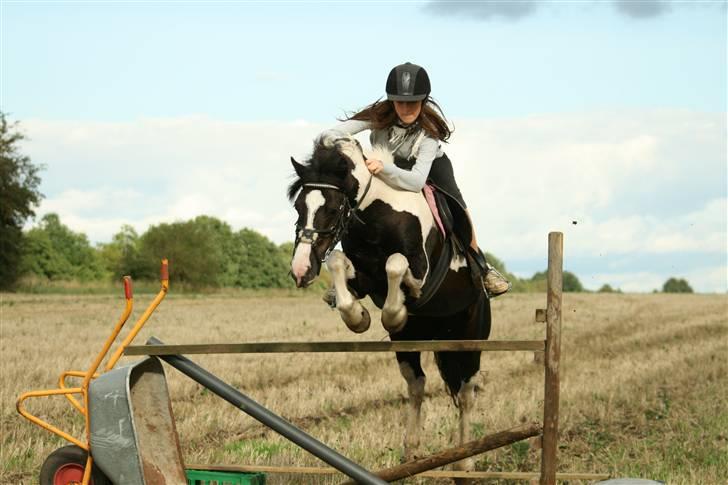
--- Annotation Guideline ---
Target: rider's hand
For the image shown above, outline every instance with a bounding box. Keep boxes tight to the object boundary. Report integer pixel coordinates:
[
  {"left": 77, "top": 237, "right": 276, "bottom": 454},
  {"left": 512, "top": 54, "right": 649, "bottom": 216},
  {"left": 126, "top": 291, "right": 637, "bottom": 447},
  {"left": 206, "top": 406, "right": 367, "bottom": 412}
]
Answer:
[{"left": 365, "top": 159, "right": 384, "bottom": 175}]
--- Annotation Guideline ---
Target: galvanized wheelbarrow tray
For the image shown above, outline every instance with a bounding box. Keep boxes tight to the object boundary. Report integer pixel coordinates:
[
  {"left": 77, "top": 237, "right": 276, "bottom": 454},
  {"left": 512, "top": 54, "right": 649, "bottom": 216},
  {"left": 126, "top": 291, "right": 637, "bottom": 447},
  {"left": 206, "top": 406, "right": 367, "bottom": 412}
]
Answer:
[{"left": 87, "top": 355, "right": 186, "bottom": 485}]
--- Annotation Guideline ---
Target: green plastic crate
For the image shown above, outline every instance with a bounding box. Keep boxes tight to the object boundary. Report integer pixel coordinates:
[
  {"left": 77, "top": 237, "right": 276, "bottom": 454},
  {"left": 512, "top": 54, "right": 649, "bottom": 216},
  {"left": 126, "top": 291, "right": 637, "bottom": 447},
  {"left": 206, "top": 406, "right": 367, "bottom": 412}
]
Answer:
[{"left": 186, "top": 468, "right": 266, "bottom": 485}]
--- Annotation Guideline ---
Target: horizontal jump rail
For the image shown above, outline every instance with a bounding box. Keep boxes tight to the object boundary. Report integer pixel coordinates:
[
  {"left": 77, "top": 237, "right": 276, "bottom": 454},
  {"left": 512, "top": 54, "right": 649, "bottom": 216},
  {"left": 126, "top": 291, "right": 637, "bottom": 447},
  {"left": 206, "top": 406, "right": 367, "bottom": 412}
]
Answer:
[
  {"left": 342, "top": 422, "right": 543, "bottom": 484},
  {"left": 125, "top": 339, "right": 545, "bottom": 356}
]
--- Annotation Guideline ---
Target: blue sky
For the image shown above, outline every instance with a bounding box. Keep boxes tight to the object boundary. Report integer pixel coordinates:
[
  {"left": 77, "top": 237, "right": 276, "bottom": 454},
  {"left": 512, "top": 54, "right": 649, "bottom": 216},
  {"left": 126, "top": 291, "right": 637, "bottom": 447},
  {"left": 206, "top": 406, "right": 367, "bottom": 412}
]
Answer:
[
  {"left": 2, "top": 1, "right": 726, "bottom": 292},
  {"left": 6, "top": 1, "right": 725, "bottom": 120}
]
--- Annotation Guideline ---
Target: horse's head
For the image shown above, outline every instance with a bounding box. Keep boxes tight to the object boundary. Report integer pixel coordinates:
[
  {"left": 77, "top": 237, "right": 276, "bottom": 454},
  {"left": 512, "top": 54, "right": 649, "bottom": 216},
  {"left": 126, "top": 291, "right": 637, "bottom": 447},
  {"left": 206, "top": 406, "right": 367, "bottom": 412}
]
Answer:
[{"left": 287, "top": 139, "right": 364, "bottom": 287}]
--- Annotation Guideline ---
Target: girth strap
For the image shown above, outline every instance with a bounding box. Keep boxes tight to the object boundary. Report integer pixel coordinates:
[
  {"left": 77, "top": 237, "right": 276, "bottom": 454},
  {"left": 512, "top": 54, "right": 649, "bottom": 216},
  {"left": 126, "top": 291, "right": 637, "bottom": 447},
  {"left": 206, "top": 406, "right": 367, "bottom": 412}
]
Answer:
[{"left": 407, "top": 238, "right": 454, "bottom": 313}]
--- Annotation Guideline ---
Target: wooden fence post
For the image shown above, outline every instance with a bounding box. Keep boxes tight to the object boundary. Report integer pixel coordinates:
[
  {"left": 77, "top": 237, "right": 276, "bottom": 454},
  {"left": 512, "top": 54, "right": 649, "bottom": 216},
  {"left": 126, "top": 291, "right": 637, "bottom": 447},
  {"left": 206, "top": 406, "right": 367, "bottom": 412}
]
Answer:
[{"left": 540, "top": 232, "right": 563, "bottom": 485}]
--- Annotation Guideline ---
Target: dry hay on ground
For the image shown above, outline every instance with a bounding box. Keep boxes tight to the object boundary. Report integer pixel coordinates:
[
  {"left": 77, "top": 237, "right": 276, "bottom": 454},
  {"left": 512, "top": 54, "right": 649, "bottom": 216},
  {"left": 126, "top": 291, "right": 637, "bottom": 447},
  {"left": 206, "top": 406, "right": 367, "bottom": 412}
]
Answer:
[{"left": 1, "top": 292, "right": 726, "bottom": 484}]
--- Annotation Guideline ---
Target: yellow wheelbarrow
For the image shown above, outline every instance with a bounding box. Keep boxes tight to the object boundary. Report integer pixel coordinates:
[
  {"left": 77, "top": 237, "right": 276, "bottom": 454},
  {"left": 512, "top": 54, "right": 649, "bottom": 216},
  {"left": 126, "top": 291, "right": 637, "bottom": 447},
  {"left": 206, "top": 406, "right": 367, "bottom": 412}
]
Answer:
[{"left": 16, "top": 260, "right": 187, "bottom": 485}]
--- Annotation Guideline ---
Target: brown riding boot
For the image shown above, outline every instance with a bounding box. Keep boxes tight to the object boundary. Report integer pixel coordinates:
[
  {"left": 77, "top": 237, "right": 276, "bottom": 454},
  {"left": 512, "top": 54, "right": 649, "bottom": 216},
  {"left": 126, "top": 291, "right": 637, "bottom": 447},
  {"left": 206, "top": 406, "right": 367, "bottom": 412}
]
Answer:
[
  {"left": 484, "top": 263, "right": 511, "bottom": 297},
  {"left": 467, "top": 246, "right": 511, "bottom": 298}
]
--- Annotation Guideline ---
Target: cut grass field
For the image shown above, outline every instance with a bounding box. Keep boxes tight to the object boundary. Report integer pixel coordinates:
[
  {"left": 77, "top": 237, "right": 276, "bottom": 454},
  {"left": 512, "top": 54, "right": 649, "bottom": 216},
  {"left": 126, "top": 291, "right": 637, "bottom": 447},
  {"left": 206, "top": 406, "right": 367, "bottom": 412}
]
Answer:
[{"left": 1, "top": 291, "right": 726, "bottom": 484}]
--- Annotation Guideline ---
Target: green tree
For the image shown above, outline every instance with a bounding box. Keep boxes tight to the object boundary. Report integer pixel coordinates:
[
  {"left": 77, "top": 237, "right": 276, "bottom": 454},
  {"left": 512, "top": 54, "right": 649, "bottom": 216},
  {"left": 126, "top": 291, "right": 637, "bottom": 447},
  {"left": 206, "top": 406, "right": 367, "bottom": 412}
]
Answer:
[
  {"left": 138, "top": 219, "right": 224, "bottom": 287},
  {"left": 98, "top": 225, "right": 142, "bottom": 279},
  {"left": 236, "top": 229, "right": 292, "bottom": 288},
  {"left": 20, "top": 226, "right": 72, "bottom": 280},
  {"left": 192, "top": 216, "right": 247, "bottom": 287},
  {"left": 0, "top": 113, "right": 43, "bottom": 289},
  {"left": 135, "top": 217, "right": 293, "bottom": 289},
  {"left": 20, "top": 213, "right": 106, "bottom": 281},
  {"left": 563, "top": 271, "right": 584, "bottom": 292},
  {"left": 529, "top": 270, "right": 583, "bottom": 292},
  {"left": 662, "top": 277, "right": 693, "bottom": 293},
  {"left": 598, "top": 283, "right": 615, "bottom": 293}
]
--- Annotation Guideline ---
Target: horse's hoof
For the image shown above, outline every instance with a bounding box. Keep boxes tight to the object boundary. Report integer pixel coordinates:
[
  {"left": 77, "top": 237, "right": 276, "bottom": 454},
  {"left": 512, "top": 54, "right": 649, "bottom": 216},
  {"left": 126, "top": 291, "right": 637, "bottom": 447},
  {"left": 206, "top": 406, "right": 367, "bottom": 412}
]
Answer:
[
  {"left": 345, "top": 308, "right": 370, "bottom": 333},
  {"left": 382, "top": 307, "right": 408, "bottom": 334},
  {"left": 455, "top": 457, "right": 474, "bottom": 469},
  {"left": 453, "top": 456, "right": 475, "bottom": 483}
]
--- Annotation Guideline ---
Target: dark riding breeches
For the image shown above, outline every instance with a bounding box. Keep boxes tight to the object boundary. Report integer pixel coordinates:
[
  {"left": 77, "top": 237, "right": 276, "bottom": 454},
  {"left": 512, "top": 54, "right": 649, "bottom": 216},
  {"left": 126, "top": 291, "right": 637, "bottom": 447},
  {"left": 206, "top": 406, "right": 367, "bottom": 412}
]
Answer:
[{"left": 427, "top": 153, "right": 467, "bottom": 209}]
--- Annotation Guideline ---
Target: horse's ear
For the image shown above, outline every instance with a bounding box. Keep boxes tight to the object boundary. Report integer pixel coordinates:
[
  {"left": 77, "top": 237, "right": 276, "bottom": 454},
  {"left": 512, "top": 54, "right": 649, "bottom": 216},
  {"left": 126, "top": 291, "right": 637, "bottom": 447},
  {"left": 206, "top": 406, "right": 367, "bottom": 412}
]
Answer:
[{"left": 290, "top": 157, "right": 306, "bottom": 177}]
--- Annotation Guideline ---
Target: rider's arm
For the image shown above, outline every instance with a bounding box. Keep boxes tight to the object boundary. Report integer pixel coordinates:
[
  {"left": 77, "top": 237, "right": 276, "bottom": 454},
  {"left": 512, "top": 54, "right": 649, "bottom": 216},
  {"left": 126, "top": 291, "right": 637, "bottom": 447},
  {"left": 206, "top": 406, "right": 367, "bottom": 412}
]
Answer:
[
  {"left": 318, "top": 119, "right": 371, "bottom": 146},
  {"left": 378, "top": 136, "right": 439, "bottom": 192}
]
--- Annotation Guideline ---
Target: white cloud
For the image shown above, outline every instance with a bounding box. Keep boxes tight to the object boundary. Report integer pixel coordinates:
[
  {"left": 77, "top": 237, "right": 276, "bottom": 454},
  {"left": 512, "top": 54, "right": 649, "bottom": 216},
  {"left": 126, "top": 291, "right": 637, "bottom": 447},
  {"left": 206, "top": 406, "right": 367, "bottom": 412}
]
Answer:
[
  {"left": 21, "top": 110, "right": 726, "bottom": 291},
  {"left": 23, "top": 116, "right": 322, "bottom": 243},
  {"left": 446, "top": 111, "right": 725, "bottom": 260},
  {"left": 562, "top": 197, "right": 727, "bottom": 256},
  {"left": 685, "top": 265, "right": 728, "bottom": 294}
]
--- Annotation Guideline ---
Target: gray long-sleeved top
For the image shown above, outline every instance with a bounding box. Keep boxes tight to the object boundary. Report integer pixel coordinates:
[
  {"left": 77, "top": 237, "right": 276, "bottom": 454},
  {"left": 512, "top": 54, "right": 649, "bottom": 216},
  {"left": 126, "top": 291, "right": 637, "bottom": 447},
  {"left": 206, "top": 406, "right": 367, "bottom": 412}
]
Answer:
[{"left": 319, "top": 119, "right": 444, "bottom": 192}]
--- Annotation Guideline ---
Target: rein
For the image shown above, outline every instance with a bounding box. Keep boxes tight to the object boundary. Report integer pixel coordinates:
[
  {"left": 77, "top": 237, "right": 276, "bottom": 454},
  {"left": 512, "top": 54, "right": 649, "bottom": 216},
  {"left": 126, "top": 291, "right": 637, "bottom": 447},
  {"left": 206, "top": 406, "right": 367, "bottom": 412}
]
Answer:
[{"left": 295, "top": 175, "right": 373, "bottom": 262}]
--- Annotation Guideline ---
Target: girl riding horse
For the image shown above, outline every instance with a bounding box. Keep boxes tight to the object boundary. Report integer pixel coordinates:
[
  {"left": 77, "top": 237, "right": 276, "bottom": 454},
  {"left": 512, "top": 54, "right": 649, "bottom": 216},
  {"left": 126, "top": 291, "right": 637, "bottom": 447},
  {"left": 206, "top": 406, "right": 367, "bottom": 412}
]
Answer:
[{"left": 317, "top": 62, "right": 510, "bottom": 297}]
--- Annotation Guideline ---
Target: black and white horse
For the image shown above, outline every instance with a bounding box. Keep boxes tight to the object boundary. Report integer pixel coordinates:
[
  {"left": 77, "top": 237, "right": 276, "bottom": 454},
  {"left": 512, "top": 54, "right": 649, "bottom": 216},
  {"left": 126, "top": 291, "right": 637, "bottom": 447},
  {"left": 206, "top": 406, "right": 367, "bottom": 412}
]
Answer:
[{"left": 288, "top": 137, "right": 491, "bottom": 469}]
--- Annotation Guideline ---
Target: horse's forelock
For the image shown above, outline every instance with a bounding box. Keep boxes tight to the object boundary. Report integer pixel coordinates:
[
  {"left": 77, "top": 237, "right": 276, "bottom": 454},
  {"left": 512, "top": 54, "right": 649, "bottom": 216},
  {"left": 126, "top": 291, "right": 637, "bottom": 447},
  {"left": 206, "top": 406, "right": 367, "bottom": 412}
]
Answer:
[
  {"left": 313, "top": 144, "right": 351, "bottom": 173},
  {"left": 287, "top": 144, "right": 352, "bottom": 202}
]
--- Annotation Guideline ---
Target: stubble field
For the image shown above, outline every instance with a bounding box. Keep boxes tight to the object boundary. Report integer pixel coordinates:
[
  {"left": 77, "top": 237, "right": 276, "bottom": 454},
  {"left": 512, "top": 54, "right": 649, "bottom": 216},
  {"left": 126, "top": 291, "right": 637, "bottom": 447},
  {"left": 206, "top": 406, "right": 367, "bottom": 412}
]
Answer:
[{"left": 1, "top": 291, "right": 726, "bottom": 484}]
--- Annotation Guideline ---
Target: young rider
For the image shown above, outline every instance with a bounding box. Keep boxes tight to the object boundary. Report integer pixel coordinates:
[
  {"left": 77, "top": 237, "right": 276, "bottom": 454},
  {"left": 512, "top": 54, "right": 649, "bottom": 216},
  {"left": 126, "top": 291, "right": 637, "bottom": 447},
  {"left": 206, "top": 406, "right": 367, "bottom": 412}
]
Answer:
[{"left": 318, "top": 62, "right": 510, "bottom": 297}]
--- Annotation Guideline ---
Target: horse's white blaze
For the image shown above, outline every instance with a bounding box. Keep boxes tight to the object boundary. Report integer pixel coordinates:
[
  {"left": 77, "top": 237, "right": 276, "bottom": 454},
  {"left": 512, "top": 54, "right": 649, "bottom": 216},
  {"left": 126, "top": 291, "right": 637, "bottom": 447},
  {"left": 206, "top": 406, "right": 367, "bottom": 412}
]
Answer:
[
  {"left": 291, "top": 244, "right": 312, "bottom": 282},
  {"left": 291, "top": 190, "right": 326, "bottom": 281},
  {"left": 450, "top": 252, "right": 468, "bottom": 271},
  {"left": 304, "top": 190, "right": 326, "bottom": 228}
]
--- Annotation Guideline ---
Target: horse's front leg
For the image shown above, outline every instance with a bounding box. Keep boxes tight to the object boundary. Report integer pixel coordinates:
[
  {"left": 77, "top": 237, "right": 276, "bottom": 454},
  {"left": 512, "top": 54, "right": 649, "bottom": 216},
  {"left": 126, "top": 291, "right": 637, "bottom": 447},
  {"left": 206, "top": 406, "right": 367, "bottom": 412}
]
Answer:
[
  {"left": 382, "top": 253, "right": 423, "bottom": 334},
  {"left": 326, "top": 250, "right": 370, "bottom": 333}
]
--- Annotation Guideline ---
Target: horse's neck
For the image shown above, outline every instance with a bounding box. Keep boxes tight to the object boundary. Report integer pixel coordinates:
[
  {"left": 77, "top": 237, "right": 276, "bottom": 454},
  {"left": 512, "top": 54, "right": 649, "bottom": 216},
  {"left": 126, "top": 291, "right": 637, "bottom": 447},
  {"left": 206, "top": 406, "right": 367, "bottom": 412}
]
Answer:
[
  {"left": 350, "top": 167, "right": 435, "bottom": 251},
  {"left": 351, "top": 166, "right": 425, "bottom": 210}
]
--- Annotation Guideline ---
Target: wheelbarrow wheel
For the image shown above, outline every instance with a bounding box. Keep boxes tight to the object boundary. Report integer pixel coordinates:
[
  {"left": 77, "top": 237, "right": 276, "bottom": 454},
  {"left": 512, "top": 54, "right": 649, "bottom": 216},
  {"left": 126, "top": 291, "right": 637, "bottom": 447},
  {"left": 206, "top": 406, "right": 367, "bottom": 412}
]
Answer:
[{"left": 39, "top": 445, "right": 111, "bottom": 485}]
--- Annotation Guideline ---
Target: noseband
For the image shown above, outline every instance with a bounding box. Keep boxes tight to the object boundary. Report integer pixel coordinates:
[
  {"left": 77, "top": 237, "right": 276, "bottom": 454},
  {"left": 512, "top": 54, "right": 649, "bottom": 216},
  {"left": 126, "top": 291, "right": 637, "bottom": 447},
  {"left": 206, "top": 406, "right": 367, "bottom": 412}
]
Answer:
[{"left": 295, "top": 177, "right": 373, "bottom": 262}]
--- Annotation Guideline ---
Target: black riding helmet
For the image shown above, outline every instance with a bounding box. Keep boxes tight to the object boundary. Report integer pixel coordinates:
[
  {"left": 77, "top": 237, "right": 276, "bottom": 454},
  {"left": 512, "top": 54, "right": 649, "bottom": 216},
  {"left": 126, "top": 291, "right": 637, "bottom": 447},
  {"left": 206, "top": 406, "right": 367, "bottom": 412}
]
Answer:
[{"left": 385, "top": 62, "right": 431, "bottom": 102}]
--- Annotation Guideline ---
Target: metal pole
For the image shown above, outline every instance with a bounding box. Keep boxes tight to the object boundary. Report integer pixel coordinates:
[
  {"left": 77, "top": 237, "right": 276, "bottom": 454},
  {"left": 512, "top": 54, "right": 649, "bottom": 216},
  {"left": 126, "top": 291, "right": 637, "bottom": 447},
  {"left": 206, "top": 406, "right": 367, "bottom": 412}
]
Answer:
[
  {"left": 540, "top": 232, "right": 563, "bottom": 485},
  {"left": 147, "top": 337, "right": 387, "bottom": 485}
]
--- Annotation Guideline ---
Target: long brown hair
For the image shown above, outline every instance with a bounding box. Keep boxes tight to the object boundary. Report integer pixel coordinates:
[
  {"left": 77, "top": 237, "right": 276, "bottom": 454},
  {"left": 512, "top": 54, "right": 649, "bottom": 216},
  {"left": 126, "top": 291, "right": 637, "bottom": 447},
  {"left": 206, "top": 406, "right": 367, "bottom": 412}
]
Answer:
[{"left": 343, "top": 96, "right": 453, "bottom": 142}]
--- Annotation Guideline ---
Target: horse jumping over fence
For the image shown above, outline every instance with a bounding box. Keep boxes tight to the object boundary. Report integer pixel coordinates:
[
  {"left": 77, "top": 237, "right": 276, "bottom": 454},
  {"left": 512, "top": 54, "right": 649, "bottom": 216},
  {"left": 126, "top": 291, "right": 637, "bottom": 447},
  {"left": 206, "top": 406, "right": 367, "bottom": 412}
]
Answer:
[{"left": 288, "top": 137, "right": 491, "bottom": 471}]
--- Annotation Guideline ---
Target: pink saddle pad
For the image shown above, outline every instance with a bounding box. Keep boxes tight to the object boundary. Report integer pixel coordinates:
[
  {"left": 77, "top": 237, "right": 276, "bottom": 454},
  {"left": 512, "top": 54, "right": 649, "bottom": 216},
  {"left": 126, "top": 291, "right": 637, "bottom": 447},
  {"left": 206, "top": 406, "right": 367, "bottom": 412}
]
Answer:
[{"left": 423, "top": 184, "right": 446, "bottom": 237}]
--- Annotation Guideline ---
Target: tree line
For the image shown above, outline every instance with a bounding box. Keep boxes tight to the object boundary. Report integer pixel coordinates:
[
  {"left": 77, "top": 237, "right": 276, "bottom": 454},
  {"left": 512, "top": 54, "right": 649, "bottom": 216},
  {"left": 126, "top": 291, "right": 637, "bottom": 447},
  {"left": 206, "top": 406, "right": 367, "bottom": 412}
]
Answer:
[
  {"left": 9, "top": 211, "right": 695, "bottom": 294},
  {"left": 14, "top": 211, "right": 589, "bottom": 292},
  {"left": 19, "top": 213, "right": 294, "bottom": 289}
]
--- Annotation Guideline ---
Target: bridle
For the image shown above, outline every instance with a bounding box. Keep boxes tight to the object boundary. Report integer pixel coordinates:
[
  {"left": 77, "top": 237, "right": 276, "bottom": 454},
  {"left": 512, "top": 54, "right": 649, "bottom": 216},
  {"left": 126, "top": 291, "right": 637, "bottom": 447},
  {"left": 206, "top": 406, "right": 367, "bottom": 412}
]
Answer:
[{"left": 294, "top": 176, "right": 373, "bottom": 263}]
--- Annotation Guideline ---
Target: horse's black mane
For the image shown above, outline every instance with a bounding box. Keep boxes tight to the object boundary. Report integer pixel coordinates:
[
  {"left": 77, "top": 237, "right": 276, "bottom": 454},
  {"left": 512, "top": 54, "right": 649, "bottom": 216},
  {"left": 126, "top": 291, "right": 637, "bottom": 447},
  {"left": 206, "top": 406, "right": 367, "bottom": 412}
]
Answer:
[{"left": 287, "top": 143, "right": 353, "bottom": 201}]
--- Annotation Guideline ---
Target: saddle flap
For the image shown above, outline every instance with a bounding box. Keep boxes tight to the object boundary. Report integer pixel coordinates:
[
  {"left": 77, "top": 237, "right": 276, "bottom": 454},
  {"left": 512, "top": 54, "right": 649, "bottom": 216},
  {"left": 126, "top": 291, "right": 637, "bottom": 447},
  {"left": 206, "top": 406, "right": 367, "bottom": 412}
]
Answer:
[{"left": 432, "top": 187, "right": 455, "bottom": 236}]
